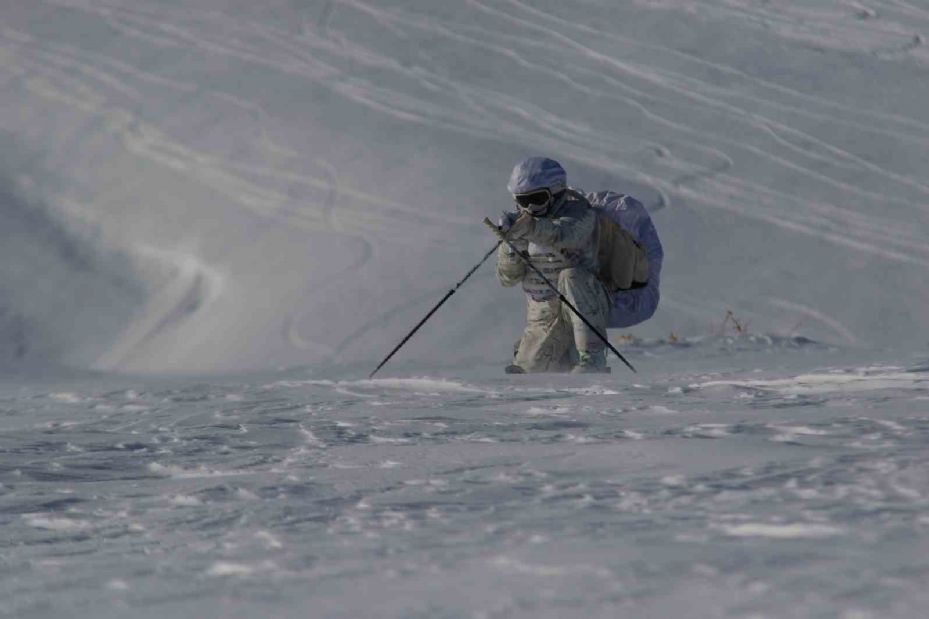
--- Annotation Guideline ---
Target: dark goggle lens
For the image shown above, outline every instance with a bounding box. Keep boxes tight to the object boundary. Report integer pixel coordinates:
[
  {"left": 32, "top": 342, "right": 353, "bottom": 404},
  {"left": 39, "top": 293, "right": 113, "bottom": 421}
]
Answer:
[{"left": 514, "top": 190, "right": 551, "bottom": 209}]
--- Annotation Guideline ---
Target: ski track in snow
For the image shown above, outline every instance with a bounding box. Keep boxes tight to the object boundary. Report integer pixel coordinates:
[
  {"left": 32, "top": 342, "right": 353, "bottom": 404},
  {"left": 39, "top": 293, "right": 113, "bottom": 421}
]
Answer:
[
  {"left": 0, "top": 18, "right": 469, "bottom": 242},
  {"left": 17, "top": 0, "right": 929, "bottom": 258},
  {"left": 2, "top": 346, "right": 929, "bottom": 617}
]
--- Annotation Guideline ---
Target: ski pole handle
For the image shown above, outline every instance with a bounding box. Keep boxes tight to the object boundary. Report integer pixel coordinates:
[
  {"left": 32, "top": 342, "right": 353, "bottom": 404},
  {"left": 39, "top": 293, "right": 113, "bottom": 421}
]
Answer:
[{"left": 482, "top": 217, "right": 506, "bottom": 239}]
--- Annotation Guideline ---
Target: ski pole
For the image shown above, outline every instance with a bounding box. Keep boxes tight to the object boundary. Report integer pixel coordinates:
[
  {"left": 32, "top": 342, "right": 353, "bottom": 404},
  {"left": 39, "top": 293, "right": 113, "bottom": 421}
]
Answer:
[
  {"left": 482, "top": 218, "right": 636, "bottom": 373},
  {"left": 369, "top": 241, "right": 501, "bottom": 379}
]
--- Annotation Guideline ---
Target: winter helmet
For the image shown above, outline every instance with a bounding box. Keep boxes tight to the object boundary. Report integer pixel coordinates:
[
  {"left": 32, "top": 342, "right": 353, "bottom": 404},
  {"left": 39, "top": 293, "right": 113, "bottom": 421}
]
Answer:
[{"left": 507, "top": 157, "right": 567, "bottom": 195}]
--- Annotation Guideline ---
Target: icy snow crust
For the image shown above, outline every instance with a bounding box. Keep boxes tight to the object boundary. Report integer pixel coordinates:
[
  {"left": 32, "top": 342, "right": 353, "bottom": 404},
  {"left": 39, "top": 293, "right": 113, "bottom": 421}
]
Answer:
[
  {"left": 3, "top": 343, "right": 929, "bottom": 618},
  {"left": 2, "top": 0, "right": 929, "bottom": 617}
]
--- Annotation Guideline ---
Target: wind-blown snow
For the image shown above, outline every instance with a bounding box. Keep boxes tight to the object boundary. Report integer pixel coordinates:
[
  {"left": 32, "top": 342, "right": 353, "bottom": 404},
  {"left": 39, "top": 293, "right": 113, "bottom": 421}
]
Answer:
[{"left": 2, "top": 1, "right": 929, "bottom": 617}]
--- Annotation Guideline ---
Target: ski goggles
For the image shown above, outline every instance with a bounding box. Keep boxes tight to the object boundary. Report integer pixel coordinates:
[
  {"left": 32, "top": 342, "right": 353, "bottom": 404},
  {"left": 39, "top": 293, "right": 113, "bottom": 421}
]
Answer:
[{"left": 513, "top": 188, "right": 552, "bottom": 214}]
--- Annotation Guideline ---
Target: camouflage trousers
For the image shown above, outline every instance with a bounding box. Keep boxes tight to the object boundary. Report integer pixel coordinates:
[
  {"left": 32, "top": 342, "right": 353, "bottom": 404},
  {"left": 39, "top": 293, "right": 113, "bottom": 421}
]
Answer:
[{"left": 514, "top": 267, "right": 611, "bottom": 372}]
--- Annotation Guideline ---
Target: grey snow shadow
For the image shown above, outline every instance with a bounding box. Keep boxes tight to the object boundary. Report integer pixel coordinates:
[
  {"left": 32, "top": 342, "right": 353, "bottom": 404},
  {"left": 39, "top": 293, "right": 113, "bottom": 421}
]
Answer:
[{"left": 0, "top": 133, "right": 146, "bottom": 369}]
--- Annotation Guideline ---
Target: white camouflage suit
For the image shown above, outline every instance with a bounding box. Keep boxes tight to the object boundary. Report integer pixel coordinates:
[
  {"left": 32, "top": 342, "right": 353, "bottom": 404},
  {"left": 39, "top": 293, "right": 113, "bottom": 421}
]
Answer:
[{"left": 496, "top": 190, "right": 611, "bottom": 372}]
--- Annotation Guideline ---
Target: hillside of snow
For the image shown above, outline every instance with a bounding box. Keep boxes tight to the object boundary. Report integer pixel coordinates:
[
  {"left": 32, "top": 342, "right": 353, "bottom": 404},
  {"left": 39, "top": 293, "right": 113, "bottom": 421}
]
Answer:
[{"left": 2, "top": 0, "right": 928, "bottom": 373}]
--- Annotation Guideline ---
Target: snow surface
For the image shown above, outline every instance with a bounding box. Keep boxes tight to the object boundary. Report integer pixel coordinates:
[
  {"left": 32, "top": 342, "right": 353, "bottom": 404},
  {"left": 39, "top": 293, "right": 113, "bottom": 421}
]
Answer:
[
  {"left": 3, "top": 344, "right": 929, "bottom": 618},
  {"left": 1, "top": 0, "right": 929, "bottom": 617}
]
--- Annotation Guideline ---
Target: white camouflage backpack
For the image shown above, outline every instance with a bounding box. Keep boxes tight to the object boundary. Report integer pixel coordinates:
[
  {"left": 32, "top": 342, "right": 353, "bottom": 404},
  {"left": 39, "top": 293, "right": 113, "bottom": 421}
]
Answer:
[{"left": 566, "top": 189, "right": 650, "bottom": 292}]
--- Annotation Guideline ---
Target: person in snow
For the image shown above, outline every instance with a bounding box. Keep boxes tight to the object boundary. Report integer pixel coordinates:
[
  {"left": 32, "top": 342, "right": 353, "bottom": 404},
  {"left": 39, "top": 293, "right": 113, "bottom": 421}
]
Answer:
[{"left": 496, "top": 157, "right": 641, "bottom": 374}]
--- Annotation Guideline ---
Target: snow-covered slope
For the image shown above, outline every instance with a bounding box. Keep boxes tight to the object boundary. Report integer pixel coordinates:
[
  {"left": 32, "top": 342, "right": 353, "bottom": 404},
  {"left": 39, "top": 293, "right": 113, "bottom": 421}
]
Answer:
[{"left": 2, "top": 0, "right": 928, "bottom": 372}]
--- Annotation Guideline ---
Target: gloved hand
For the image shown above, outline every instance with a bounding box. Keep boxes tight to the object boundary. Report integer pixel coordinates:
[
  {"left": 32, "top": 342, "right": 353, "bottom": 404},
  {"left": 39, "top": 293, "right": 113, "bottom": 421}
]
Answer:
[
  {"left": 497, "top": 211, "right": 519, "bottom": 234},
  {"left": 507, "top": 210, "right": 535, "bottom": 241},
  {"left": 496, "top": 211, "right": 530, "bottom": 250}
]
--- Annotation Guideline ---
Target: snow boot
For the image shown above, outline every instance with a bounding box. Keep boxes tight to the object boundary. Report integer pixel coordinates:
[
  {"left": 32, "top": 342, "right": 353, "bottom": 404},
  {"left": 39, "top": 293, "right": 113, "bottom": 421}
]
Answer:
[{"left": 571, "top": 351, "right": 609, "bottom": 374}]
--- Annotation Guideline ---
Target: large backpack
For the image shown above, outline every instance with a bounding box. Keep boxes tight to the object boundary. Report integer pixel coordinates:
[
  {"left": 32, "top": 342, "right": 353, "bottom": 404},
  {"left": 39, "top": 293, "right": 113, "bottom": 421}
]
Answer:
[
  {"left": 594, "top": 209, "right": 649, "bottom": 292},
  {"left": 584, "top": 191, "right": 664, "bottom": 328}
]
